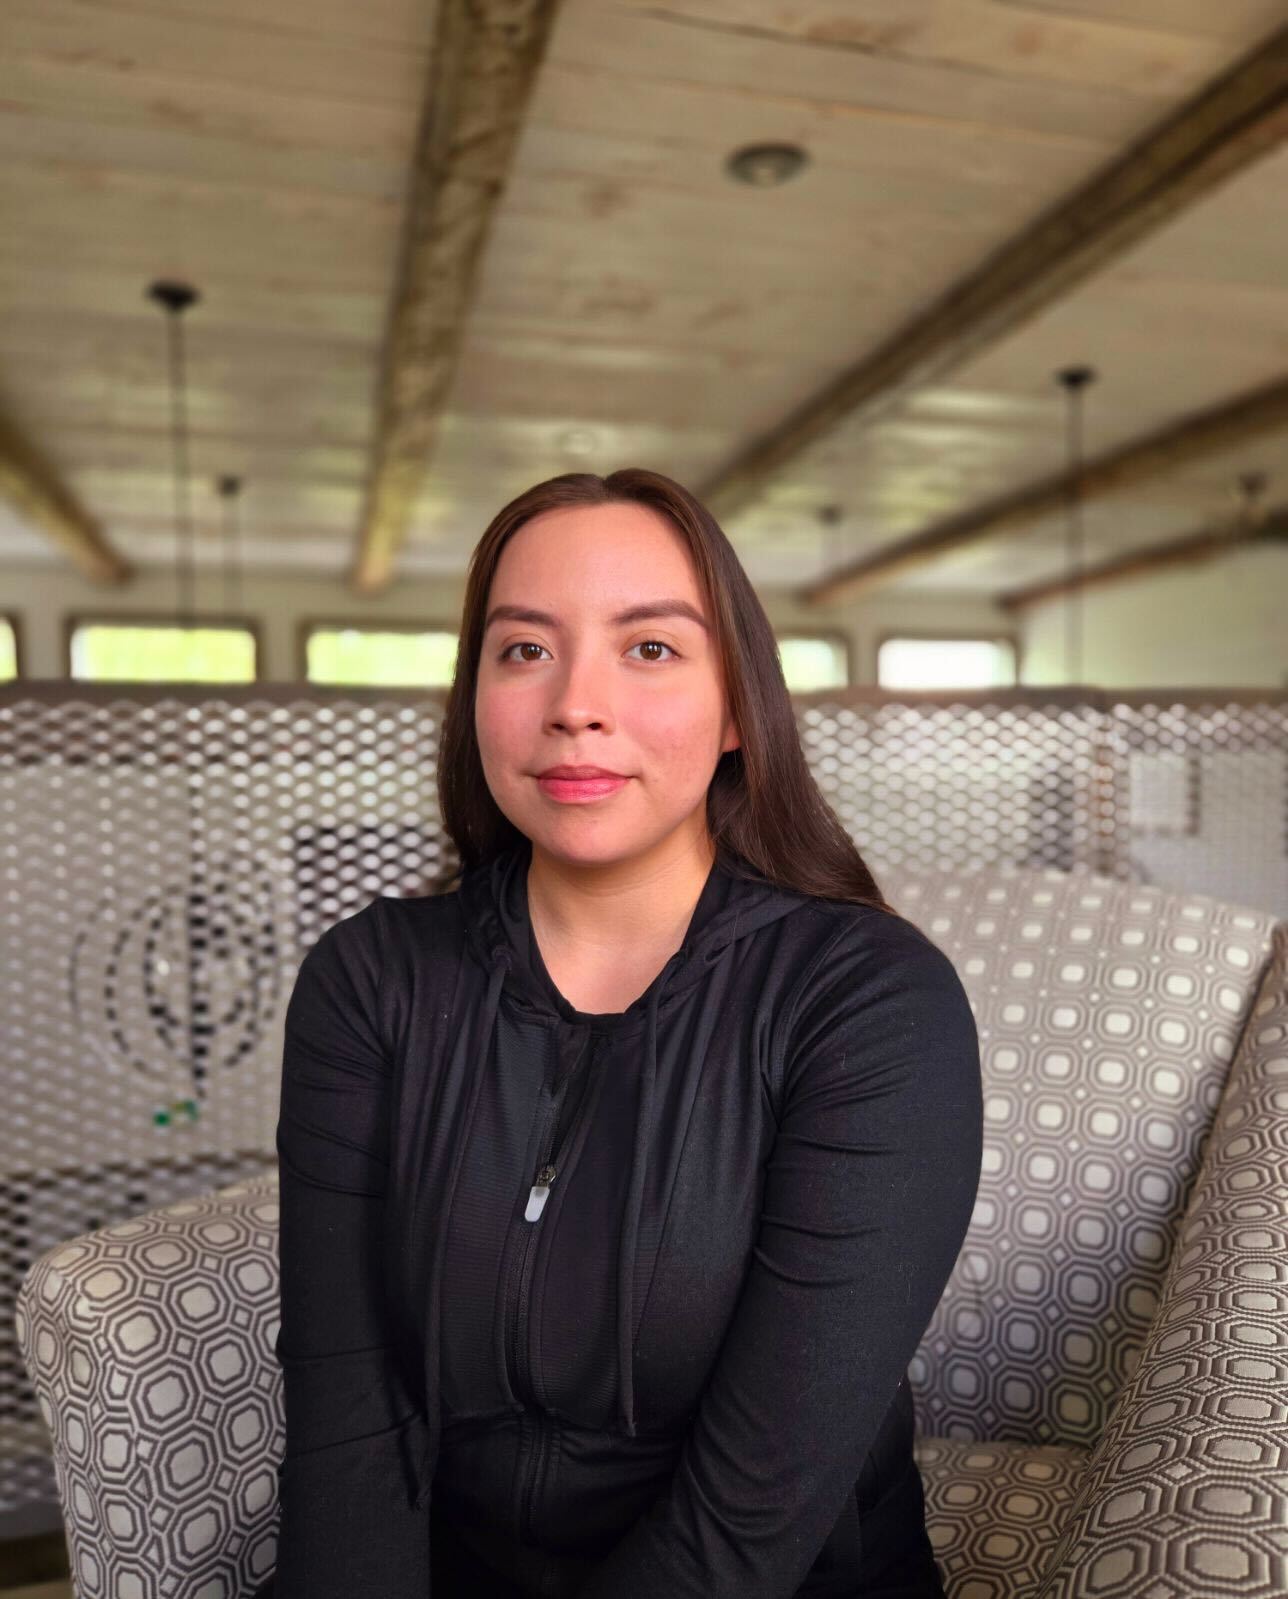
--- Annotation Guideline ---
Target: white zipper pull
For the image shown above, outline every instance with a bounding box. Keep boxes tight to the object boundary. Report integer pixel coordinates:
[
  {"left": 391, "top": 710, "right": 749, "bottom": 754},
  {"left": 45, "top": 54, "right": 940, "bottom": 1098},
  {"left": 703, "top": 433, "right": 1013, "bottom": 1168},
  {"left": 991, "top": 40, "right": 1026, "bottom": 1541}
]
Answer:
[{"left": 524, "top": 1163, "right": 557, "bottom": 1222}]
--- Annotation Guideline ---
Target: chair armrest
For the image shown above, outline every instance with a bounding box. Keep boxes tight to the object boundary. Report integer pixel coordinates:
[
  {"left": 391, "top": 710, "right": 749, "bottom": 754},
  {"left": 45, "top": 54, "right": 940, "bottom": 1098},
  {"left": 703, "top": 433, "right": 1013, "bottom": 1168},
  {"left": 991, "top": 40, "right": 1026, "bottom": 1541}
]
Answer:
[
  {"left": 1035, "top": 924, "right": 1288, "bottom": 1597},
  {"left": 15, "top": 1172, "right": 282, "bottom": 1598}
]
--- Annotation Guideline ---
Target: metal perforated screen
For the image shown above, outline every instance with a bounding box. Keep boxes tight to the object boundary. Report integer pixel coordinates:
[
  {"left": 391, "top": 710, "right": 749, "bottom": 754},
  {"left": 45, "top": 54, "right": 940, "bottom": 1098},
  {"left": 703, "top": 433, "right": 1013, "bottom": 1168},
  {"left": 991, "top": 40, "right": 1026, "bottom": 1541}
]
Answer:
[{"left": 1, "top": 682, "right": 1285, "bottom": 1525}]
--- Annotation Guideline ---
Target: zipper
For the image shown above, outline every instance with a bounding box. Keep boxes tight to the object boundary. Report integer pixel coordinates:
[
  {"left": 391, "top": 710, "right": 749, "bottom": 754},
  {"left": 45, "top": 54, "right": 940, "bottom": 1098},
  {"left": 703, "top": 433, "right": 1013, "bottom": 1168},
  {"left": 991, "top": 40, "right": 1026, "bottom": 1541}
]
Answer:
[
  {"left": 504, "top": 1032, "right": 594, "bottom": 1401},
  {"left": 523, "top": 1408, "right": 554, "bottom": 1545},
  {"left": 524, "top": 1033, "right": 596, "bottom": 1222},
  {"left": 506, "top": 1028, "right": 599, "bottom": 1542}
]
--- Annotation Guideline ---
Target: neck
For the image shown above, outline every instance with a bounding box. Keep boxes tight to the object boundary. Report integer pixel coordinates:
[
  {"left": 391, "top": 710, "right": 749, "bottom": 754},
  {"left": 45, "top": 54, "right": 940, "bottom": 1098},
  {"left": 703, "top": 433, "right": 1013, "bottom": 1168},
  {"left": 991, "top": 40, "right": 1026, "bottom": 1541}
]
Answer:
[{"left": 525, "top": 828, "right": 717, "bottom": 963}]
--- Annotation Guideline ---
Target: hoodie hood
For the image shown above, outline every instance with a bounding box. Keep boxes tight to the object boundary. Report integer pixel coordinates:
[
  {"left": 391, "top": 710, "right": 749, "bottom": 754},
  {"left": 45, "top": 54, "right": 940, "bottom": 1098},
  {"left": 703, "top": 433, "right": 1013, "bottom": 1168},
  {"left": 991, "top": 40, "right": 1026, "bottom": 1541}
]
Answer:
[{"left": 411, "top": 837, "right": 810, "bottom": 1510}]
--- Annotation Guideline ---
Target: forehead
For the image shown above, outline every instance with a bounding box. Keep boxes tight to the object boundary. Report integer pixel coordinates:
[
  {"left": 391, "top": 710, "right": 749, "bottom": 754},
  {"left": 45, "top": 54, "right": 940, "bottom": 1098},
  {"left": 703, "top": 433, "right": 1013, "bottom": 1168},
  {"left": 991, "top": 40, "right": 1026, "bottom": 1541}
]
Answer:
[
  {"left": 485, "top": 504, "right": 710, "bottom": 633},
  {"left": 495, "top": 501, "right": 691, "bottom": 585}
]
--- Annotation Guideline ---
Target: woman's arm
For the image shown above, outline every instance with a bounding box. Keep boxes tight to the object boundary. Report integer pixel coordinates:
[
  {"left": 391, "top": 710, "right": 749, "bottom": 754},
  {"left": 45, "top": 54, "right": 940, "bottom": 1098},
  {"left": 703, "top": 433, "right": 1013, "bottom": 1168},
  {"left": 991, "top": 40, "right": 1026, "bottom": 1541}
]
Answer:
[
  {"left": 578, "top": 913, "right": 983, "bottom": 1599},
  {"left": 272, "top": 905, "right": 430, "bottom": 1596}
]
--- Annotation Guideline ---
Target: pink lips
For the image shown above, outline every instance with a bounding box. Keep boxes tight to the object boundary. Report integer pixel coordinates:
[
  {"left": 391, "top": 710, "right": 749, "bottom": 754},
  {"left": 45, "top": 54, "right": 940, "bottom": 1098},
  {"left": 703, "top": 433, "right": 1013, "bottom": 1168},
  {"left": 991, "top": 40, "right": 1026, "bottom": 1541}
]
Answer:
[{"left": 537, "top": 774, "right": 629, "bottom": 802}]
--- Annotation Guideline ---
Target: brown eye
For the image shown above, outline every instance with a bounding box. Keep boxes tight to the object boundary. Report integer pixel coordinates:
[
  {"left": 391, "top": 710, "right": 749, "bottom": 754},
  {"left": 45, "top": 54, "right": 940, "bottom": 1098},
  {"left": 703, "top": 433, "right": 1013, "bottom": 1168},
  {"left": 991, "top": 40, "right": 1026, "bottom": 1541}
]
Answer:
[{"left": 629, "top": 641, "right": 677, "bottom": 662}]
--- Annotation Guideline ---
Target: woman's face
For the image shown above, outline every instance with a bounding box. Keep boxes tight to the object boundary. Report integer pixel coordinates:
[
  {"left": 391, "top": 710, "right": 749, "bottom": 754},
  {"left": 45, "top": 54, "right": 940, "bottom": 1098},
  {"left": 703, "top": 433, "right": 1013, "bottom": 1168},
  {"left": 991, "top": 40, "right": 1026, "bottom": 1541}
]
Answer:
[{"left": 474, "top": 500, "right": 740, "bottom": 869}]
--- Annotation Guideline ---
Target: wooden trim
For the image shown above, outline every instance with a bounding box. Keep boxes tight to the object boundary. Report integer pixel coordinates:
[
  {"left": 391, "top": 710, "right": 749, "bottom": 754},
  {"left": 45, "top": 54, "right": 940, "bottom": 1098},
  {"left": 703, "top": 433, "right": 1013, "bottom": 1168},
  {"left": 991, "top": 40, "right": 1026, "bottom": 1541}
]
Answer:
[
  {"left": 804, "top": 375, "right": 1288, "bottom": 605},
  {"left": 350, "top": 0, "right": 564, "bottom": 595},
  {"left": 699, "top": 22, "right": 1288, "bottom": 523},
  {"left": 0, "top": 412, "right": 130, "bottom": 583},
  {"left": 61, "top": 610, "right": 264, "bottom": 681},
  {"left": 998, "top": 504, "right": 1288, "bottom": 611}
]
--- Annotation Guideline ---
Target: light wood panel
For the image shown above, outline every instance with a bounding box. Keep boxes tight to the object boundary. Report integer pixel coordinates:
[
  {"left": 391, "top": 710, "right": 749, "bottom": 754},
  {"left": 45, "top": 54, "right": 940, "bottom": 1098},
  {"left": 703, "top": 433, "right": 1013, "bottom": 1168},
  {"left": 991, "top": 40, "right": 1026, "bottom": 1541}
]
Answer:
[
  {"left": 695, "top": 19, "right": 1288, "bottom": 520},
  {"left": 0, "top": 0, "right": 1285, "bottom": 599},
  {"left": 997, "top": 503, "right": 1288, "bottom": 609},
  {"left": 997, "top": 0, "right": 1283, "bottom": 39},
  {"left": 799, "top": 430, "right": 1288, "bottom": 597},
  {"left": 773, "top": 138, "right": 1288, "bottom": 583},
  {"left": 802, "top": 377, "right": 1288, "bottom": 603}
]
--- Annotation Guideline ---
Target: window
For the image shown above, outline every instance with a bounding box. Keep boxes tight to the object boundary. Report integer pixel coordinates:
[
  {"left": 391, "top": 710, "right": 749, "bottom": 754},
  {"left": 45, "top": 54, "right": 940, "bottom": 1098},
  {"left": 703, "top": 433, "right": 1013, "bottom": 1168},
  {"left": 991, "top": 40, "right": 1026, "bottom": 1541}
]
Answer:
[
  {"left": 67, "top": 619, "right": 258, "bottom": 683},
  {"left": 0, "top": 616, "right": 17, "bottom": 681},
  {"left": 302, "top": 623, "right": 458, "bottom": 687},
  {"left": 777, "top": 632, "right": 850, "bottom": 692},
  {"left": 877, "top": 635, "right": 1017, "bottom": 690}
]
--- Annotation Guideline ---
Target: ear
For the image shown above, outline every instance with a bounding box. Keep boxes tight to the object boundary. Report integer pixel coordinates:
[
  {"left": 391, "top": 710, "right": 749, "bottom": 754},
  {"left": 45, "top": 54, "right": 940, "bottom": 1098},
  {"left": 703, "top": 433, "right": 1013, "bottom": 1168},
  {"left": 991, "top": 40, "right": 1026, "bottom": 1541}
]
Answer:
[{"left": 722, "top": 719, "right": 741, "bottom": 756}]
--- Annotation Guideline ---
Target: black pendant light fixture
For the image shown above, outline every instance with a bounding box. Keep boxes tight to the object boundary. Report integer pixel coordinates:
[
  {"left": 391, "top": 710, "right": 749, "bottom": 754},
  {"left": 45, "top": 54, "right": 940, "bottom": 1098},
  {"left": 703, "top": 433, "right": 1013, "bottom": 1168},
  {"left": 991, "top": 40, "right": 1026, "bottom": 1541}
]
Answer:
[
  {"left": 147, "top": 279, "right": 201, "bottom": 629},
  {"left": 1056, "top": 365, "right": 1097, "bottom": 688}
]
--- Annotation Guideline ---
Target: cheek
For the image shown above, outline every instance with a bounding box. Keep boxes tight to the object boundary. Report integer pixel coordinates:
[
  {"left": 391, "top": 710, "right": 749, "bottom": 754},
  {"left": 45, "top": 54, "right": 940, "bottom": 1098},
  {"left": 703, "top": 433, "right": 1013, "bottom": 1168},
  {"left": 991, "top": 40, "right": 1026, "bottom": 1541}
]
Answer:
[
  {"left": 474, "top": 685, "right": 529, "bottom": 764},
  {"left": 630, "top": 694, "right": 722, "bottom": 769}
]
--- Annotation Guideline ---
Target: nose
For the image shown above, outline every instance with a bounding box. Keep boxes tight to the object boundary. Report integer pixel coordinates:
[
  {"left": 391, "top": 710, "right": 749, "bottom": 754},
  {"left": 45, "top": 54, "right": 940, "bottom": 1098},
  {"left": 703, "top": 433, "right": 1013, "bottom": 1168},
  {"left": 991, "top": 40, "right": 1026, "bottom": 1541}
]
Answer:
[{"left": 544, "top": 653, "right": 614, "bottom": 734}]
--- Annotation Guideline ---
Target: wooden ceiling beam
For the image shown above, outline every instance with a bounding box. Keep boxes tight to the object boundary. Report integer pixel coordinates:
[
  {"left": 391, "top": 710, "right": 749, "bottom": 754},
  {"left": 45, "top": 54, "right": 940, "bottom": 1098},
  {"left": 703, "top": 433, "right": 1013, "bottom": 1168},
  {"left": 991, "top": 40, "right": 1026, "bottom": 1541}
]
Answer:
[
  {"left": 0, "top": 412, "right": 130, "bottom": 583},
  {"left": 801, "top": 374, "right": 1288, "bottom": 606},
  {"left": 699, "top": 22, "right": 1288, "bottom": 526},
  {"left": 350, "top": 0, "right": 564, "bottom": 595},
  {"left": 997, "top": 503, "right": 1288, "bottom": 611}
]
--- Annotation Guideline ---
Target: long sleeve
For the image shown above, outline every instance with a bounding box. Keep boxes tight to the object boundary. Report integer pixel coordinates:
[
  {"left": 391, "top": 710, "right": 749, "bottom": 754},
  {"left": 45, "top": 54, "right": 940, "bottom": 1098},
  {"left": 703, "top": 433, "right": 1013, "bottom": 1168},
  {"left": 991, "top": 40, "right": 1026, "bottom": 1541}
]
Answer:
[
  {"left": 271, "top": 904, "right": 430, "bottom": 1596},
  {"left": 578, "top": 912, "right": 983, "bottom": 1599}
]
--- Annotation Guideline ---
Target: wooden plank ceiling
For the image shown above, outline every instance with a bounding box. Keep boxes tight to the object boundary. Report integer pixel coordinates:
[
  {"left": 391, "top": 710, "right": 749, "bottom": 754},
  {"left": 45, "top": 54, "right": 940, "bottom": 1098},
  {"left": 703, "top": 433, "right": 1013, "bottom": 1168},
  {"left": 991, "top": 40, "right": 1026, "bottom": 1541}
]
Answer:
[{"left": 0, "top": 0, "right": 1285, "bottom": 604}]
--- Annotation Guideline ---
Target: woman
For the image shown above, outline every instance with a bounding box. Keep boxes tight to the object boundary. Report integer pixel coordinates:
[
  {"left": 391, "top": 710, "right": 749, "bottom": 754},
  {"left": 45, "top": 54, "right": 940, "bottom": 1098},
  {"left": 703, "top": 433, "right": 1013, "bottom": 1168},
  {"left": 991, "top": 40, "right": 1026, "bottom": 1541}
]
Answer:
[{"left": 268, "top": 468, "right": 982, "bottom": 1598}]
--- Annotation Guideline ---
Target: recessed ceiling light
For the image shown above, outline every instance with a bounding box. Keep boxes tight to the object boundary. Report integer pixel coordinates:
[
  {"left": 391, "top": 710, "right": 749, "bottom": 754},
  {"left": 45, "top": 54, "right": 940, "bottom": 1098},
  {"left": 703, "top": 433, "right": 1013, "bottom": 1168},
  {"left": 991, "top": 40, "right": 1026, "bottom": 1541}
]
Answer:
[{"left": 726, "top": 143, "right": 809, "bottom": 186}]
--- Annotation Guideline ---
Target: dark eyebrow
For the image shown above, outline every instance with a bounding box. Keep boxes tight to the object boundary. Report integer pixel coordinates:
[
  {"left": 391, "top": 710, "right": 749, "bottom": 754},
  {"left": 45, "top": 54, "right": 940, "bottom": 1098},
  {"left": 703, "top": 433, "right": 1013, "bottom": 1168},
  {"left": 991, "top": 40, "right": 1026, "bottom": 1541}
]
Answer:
[{"left": 484, "top": 600, "right": 710, "bottom": 634}]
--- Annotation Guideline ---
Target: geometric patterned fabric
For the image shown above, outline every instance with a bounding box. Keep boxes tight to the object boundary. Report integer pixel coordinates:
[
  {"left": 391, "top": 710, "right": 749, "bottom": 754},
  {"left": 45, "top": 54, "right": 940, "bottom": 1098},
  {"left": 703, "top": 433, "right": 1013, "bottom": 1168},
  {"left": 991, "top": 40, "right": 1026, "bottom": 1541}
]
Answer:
[
  {"left": 17, "top": 1173, "right": 281, "bottom": 1597},
  {"left": 15, "top": 863, "right": 1288, "bottom": 1596},
  {"left": 877, "top": 865, "right": 1281, "bottom": 1453},
  {"left": 913, "top": 1435, "right": 1089, "bottom": 1593},
  {"left": 1033, "top": 916, "right": 1288, "bottom": 1598}
]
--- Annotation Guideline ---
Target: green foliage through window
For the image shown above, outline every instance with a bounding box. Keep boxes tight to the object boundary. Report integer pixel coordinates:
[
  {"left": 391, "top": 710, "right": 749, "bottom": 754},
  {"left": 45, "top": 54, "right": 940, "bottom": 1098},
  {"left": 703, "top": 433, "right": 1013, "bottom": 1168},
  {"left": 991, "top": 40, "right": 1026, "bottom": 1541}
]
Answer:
[
  {"left": 305, "top": 627, "right": 458, "bottom": 687},
  {"left": 777, "top": 636, "right": 849, "bottom": 692},
  {"left": 70, "top": 624, "right": 256, "bottom": 683},
  {"left": 878, "top": 637, "right": 1016, "bottom": 690}
]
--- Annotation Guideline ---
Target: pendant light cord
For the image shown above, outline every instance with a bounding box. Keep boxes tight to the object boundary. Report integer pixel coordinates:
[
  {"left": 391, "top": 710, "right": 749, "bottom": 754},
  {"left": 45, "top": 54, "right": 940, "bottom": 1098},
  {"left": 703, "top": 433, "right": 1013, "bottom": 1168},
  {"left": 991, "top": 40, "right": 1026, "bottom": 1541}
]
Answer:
[
  {"left": 218, "top": 475, "right": 243, "bottom": 620},
  {"left": 1058, "top": 366, "right": 1096, "bottom": 688},
  {"left": 166, "top": 308, "right": 195, "bottom": 628},
  {"left": 147, "top": 281, "right": 200, "bottom": 631}
]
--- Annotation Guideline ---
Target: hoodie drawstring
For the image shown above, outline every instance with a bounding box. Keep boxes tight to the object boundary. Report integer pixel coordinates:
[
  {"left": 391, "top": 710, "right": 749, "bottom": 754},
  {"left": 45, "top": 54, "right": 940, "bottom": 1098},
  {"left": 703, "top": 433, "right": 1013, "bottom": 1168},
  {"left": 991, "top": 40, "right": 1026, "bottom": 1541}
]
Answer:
[
  {"left": 409, "top": 931, "right": 699, "bottom": 1508},
  {"left": 616, "top": 949, "right": 687, "bottom": 1436},
  {"left": 410, "top": 944, "right": 514, "bottom": 1511}
]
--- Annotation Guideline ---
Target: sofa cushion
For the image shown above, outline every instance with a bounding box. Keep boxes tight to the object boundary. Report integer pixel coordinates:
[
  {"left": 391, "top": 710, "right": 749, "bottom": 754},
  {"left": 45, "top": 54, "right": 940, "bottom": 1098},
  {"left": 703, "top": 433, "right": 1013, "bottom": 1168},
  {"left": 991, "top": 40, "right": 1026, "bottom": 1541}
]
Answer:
[
  {"left": 915, "top": 1434, "right": 1089, "bottom": 1595},
  {"left": 880, "top": 866, "right": 1279, "bottom": 1450},
  {"left": 1031, "top": 921, "right": 1288, "bottom": 1597}
]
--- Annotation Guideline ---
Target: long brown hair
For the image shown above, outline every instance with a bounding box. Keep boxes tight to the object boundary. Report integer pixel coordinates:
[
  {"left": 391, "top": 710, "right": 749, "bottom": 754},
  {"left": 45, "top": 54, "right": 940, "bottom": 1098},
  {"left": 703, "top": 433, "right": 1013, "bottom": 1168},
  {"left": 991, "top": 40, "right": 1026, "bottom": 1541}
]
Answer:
[{"left": 428, "top": 467, "right": 893, "bottom": 914}]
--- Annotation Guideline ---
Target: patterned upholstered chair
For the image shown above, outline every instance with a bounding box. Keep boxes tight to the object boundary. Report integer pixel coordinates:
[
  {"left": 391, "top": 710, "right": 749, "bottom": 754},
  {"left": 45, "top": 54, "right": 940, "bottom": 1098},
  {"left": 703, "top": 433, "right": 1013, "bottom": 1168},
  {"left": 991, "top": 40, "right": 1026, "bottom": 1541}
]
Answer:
[{"left": 16, "top": 866, "right": 1288, "bottom": 1598}]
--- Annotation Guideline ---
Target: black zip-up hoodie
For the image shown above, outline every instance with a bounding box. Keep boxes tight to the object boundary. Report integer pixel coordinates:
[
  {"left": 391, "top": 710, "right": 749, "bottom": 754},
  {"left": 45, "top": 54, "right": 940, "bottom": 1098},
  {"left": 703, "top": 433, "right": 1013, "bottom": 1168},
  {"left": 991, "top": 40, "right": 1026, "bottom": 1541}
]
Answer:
[{"left": 270, "top": 839, "right": 982, "bottom": 1598}]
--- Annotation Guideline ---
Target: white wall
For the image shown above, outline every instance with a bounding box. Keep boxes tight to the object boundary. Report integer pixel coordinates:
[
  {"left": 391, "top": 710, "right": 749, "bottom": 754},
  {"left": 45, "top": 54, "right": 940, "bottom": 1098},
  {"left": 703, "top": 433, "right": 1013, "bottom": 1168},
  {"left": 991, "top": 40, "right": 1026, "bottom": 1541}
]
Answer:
[
  {"left": 1, "top": 560, "right": 1017, "bottom": 686},
  {"left": 8, "top": 543, "right": 1284, "bottom": 688},
  {"left": 1020, "top": 541, "right": 1288, "bottom": 689}
]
